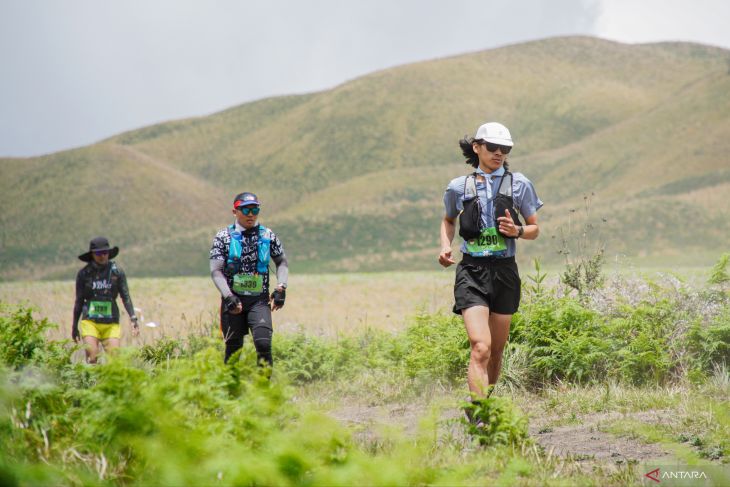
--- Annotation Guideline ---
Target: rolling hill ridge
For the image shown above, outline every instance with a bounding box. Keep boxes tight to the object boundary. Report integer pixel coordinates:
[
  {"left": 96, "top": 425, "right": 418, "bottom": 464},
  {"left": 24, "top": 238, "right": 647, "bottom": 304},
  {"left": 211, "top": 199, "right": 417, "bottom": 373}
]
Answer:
[{"left": 1, "top": 36, "right": 729, "bottom": 281}]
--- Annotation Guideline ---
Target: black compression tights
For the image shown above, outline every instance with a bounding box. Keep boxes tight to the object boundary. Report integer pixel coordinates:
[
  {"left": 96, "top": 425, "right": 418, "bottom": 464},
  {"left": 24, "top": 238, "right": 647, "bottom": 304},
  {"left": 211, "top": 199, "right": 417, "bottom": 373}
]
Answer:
[{"left": 224, "top": 335, "right": 273, "bottom": 366}]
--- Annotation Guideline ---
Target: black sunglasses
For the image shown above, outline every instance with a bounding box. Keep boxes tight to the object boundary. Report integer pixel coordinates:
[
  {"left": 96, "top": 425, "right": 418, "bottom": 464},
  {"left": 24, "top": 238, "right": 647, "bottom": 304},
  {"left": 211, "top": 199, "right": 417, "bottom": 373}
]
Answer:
[
  {"left": 238, "top": 207, "right": 260, "bottom": 216},
  {"left": 479, "top": 141, "right": 512, "bottom": 154},
  {"left": 93, "top": 250, "right": 110, "bottom": 256}
]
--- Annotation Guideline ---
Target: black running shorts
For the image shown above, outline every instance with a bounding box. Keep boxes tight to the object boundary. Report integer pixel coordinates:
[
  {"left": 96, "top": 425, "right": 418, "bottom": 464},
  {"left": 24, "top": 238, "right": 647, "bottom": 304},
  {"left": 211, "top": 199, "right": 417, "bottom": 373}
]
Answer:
[{"left": 453, "top": 254, "right": 521, "bottom": 315}]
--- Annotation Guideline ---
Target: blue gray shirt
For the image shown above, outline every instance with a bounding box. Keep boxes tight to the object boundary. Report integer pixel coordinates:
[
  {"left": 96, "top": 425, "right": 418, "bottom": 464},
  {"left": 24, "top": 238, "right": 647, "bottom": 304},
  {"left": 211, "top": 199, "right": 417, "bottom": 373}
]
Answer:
[{"left": 443, "top": 166, "right": 543, "bottom": 258}]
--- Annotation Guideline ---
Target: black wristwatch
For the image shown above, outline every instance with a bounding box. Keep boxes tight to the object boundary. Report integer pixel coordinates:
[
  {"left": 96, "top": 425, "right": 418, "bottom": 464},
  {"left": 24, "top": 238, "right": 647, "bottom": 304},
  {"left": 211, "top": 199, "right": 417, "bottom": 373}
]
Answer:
[{"left": 516, "top": 225, "right": 524, "bottom": 238}]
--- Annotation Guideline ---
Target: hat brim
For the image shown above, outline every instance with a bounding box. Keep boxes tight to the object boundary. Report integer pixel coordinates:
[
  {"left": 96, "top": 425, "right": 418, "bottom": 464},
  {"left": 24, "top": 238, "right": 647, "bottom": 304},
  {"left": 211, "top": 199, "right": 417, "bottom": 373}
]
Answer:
[
  {"left": 234, "top": 201, "right": 260, "bottom": 208},
  {"left": 483, "top": 137, "right": 514, "bottom": 147},
  {"left": 78, "top": 247, "right": 119, "bottom": 262}
]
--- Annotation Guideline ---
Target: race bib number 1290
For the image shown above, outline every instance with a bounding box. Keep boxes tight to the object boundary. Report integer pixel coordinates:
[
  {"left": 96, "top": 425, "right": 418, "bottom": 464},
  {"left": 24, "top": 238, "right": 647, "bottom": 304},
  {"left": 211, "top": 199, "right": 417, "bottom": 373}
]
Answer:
[{"left": 465, "top": 227, "right": 507, "bottom": 254}]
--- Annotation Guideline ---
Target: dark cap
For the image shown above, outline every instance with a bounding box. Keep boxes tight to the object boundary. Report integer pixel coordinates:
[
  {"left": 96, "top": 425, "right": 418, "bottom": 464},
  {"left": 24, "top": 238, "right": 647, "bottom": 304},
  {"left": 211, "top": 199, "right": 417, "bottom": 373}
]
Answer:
[
  {"left": 78, "top": 236, "right": 119, "bottom": 262},
  {"left": 233, "top": 192, "right": 260, "bottom": 209}
]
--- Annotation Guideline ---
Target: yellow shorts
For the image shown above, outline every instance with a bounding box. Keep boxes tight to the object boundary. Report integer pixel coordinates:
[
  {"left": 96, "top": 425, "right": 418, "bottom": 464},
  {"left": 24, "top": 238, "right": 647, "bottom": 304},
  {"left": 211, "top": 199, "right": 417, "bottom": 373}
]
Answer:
[{"left": 80, "top": 320, "right": 121, "bottom": 340}]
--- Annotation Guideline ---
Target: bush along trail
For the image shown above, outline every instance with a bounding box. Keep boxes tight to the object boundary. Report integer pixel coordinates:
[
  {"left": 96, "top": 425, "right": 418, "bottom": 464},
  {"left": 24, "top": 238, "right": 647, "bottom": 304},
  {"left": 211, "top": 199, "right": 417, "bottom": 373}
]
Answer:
[{"left": 1, "top": 261, "right": 729, "bottom": 485}]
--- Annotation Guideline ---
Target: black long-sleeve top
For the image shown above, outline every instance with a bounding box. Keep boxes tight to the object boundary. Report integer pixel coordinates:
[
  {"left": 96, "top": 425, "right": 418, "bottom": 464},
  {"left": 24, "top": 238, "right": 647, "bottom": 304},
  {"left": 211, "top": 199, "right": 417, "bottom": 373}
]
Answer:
[{"left": 72, "top": 261, "right": 135, "bottom": 328}]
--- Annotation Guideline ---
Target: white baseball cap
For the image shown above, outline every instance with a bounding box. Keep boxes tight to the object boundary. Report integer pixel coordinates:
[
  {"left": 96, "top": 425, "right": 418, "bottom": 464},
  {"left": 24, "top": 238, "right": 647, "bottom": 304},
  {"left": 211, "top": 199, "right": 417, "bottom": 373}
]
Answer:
[{"left": 474, "top": 122, "right": 513, "bottom": 147}]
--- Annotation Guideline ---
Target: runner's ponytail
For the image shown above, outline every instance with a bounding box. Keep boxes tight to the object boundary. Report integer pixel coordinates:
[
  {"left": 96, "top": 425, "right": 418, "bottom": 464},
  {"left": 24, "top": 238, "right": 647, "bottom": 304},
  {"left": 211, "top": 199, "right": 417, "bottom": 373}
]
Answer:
[{"left": 459, "top": 136, "right": 479, "bottom": 168}]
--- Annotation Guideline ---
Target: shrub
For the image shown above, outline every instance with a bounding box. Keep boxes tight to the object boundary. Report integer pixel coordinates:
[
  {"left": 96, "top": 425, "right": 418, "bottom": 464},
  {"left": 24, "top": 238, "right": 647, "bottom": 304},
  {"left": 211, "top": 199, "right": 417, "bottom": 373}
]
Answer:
[
  {"left": 606, "top": 302, "right": 676, "bottom": 385},
  {"left": 511, "top": 298, "right": 610, "bottom": 384},
  {"left": 274, "top": 332, "right": 341, "bottom": 382},
  {"left": 139, "top": 336, "right": 184, "bottom": 364},
  {"left": 555, "top": 193, "right": 607, "bottom": 300},
  {"left": 687, "top": 308, "right": 730, "bottom": 376},
  {"left": 464, "top": 396, "right": 529, "bottom": 447},
  {"left": 275, "top": 317, "right": 467, "bottom": 386},
  {"left": 402, "top": 312, "right": 469, "bottom": 382},
  {"left": 708, "top": 253, "right": 730, "bottom": 290},
  {"left": 0, "top": 304, "right": 57, "bottom": 369}
]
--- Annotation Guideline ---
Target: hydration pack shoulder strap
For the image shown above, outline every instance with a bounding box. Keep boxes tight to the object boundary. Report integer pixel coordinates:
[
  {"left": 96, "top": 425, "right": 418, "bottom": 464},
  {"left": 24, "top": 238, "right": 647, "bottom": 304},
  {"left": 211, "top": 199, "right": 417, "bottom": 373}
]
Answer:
[
  {"left": 463, "top": 173, "right": 478, "bottom": 200},
  {"left": 496, "top": 171, "right": 513, "bottom": 198},
  {"left": 493, "top": 171, "right": 522, "bottom": 238},
  {"left": 257, "top": 225, "right": 271, "bottom": 274},
  {"left": 226, "top": 224, "right": 242, "bottom": 266},
  {"left": 458, "top": 173, "right": 483, "bottom": 240}
]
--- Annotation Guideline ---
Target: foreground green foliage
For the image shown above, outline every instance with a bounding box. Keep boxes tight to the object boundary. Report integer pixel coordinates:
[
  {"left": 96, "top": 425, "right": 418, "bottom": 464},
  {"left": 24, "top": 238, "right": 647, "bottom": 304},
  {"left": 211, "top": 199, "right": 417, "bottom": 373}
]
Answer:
[
  {"left": 1, "top": 267, "right": 728, "bottom": 485},
  {"left": 0, "top": 304, "right": 574, "bottom": 486},
  {"left": 463, "top": 398, "right": 529, "bottom": 447}
]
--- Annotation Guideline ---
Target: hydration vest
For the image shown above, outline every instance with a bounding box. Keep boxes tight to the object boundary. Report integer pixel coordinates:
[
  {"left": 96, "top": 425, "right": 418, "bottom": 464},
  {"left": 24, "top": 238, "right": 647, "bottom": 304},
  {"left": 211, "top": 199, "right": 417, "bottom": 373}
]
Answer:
[
  {"left": 460, "top": 171, "right": 522, "bottom": 240},
  {"left": 458, "top": 172, "right": 483, "bottom": 240},
  {"left": 226, "top": 224, "right": 271, "bottom": 274}
]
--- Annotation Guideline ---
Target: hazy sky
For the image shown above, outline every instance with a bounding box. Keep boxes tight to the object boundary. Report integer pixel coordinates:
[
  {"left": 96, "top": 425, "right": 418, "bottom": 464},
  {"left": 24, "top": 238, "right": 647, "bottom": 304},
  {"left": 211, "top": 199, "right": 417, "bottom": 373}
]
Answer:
[{"left": 2, "top": 0, "right": 729, "bottom": 157}]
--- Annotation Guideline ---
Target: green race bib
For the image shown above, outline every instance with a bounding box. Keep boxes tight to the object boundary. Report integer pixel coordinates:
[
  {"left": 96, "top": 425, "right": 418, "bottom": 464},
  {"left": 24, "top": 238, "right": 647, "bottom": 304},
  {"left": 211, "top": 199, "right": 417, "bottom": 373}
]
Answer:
[
  {"left": 233, "top": 274, "right": 263, "bottom": 295},
  {"left": 88, "top": 300, "right": 112, "bottom": 319},
  {"left": 465, "top": 227, "right": 507, "bottom": 254}
]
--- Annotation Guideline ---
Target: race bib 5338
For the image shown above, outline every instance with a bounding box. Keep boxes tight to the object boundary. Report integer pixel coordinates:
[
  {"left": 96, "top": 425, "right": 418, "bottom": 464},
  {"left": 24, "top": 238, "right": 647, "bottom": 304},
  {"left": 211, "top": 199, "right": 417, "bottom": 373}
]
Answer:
[{"left": 232, "top": 274, "right": 263, "bottom": 295}]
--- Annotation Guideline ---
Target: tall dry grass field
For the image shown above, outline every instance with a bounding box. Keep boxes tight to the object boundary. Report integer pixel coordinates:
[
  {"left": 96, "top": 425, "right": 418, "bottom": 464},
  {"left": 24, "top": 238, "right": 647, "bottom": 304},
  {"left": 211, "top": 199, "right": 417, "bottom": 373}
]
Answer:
[
  {"left": 0, "top": 271, "right": 456, "bottom": 344},
  {"left": 0, "top": 265, "right": 710, "bottom": 345}
]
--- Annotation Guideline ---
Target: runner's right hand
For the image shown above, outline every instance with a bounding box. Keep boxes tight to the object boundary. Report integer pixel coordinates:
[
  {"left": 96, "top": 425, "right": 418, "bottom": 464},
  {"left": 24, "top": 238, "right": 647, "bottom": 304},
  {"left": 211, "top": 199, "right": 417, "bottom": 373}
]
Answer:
[
  {"left": 224, "top": 295, "right": 243, "bottom": 314},
  {"left": 439, "top": 247, "right": 456, "bottom": 267},
  {"left": 72, "top": 326, "right": 80, "bottom": 343}
]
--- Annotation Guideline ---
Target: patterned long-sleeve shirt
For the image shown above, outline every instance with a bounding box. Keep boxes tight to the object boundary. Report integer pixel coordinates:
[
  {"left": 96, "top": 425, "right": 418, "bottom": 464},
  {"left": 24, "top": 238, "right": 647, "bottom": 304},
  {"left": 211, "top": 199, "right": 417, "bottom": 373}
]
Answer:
[{"left": 209, "top": 223, "right": 285, "bottom": 298}]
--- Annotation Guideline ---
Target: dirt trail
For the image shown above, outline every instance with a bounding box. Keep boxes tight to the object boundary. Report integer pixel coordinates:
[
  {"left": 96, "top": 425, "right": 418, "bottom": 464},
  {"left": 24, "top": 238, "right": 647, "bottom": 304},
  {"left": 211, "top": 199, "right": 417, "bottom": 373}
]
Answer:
[
  {"left": 529, "top": 410, "right": 675, "bottom": 464},
  {"left": 330, "top": 400, "right": 675, "bottom": 465}
]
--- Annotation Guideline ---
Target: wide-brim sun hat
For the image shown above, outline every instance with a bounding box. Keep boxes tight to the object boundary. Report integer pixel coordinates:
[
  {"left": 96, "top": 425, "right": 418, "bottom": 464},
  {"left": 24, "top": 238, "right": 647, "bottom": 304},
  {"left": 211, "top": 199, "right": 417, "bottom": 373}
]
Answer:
[
  {"left": 78, "top": 236, "right": 119, "bottom": 262},
  {"left": 475, "top": 122, "right": 513, "bottom": 147}
]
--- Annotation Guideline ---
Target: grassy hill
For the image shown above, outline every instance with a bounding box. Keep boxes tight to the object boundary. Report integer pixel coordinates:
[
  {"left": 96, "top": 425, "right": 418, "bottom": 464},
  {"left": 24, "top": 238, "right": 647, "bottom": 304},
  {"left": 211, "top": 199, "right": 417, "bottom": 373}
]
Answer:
[{"left": 1, "top": 36, "right": 729, "bottom": 281}]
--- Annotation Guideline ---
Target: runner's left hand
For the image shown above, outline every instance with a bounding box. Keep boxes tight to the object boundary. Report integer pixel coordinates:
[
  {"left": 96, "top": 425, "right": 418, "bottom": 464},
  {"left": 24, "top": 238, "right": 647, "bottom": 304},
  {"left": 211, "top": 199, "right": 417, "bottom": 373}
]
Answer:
[
  {"left": 497, "top": 209, "right": 518, "bottom": 237},
  {"left": 271, "top": 287, "right": 285, "bottom": 311}
]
